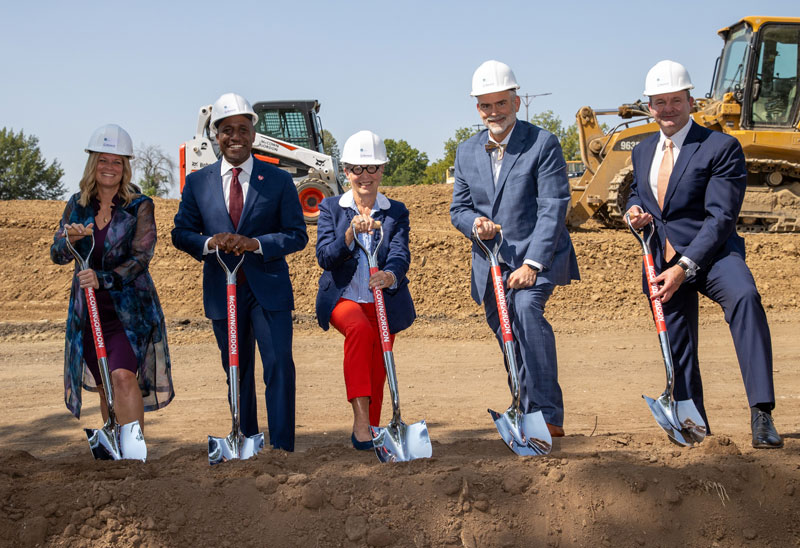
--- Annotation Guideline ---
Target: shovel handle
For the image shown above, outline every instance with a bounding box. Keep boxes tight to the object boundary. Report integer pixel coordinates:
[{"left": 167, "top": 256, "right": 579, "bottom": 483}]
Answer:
[
  {"left": 642, "top": 253, "right": 667, "bottom": 334},
  {"left": 66, "top": 226, "right": 95, "bottom": 238},
  {"left": 370, "top": 266, "right": 393, "bottom": 353}
]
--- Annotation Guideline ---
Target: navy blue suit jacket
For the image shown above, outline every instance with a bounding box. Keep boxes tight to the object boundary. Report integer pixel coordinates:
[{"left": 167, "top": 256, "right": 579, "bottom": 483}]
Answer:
[
  {"left": 315, "top": 195, "right": 415, "bottom": 334},
  {"left": 450, "top": 120, "right": 579, "bottom": 304},
  {"left": 172, "top": 158, "right": 308, "bottom": 320},
  {"left": 627, "top": 121, "right": 747, "bottom": 270}
]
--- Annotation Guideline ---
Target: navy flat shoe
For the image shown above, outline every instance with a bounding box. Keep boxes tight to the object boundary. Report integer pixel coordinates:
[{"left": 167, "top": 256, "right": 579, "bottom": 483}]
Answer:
[{"left": 351, "top": 433, "right": 373, "bottom": 451}]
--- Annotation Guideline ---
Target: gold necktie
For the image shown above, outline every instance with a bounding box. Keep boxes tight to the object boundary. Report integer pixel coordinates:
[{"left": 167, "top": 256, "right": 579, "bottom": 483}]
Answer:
[
  {"left": 657, "top": 139, "right": 676, "bottom": 261},
  {"left": 485, "top": 142, "right": 506, "bottom": 160}
]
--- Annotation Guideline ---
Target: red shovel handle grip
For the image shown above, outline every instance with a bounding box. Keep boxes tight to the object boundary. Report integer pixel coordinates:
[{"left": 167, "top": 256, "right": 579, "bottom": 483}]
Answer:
[
  {"left": 643, "top": 253, "right": 667, "bottom": 334},
  {"left": 370, "top": 266, "right": 393, "bottom": 353},
  {"left": 227, "top": 283, "right": 239, "bottom": 368},
  {"left": 84, "top": 286, "right": 108, "bottom": 360},
  {"left": 490, "top": 265, "right": 513, "bottom": 343}
]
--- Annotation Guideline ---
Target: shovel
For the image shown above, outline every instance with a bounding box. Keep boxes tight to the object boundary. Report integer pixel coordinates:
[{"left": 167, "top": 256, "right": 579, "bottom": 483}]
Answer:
[
  {"left": 352, "top": 221, "right": 432, "bottom": 463},
  {"left": 625, "top": 214, "right": 706, "bottom": 446},
  {"left": 63, "top": 229, "right": 147, "bottom": 461},
  {"left": 472, "top": 224, "right": 552, "bottom": 456},
  {"left": 208, "top": 248, "right": 265, "bottom": 465}
]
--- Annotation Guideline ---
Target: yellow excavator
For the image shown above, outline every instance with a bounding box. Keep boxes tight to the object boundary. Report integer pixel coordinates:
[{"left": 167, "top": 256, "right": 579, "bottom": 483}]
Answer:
[{"left": 567, "top": 16, "right": 800, "bottom": 232}]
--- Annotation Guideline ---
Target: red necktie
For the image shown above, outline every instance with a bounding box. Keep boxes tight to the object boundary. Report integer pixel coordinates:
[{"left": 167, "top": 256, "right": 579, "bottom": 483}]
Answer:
[{"left": 229, "top": 167, "right": 243, "bottom": 230}]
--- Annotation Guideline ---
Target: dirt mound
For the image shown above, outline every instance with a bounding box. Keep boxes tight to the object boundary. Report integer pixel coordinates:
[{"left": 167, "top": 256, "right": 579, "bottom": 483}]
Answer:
[
  {"left": 2, "top": 436, "right": 798, "bottom": 547},
  {"left": 2, "top": 186, "right": 800, "bottom": 338}
]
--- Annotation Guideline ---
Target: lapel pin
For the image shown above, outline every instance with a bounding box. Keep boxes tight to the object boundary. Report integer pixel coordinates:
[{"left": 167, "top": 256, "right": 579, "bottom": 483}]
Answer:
[{"left": 258, "top": 175, "right": 264, "bottom": 181}]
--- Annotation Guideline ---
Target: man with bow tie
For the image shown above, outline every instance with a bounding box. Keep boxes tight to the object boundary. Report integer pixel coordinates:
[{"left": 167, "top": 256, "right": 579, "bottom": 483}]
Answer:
[
  {"left": 450, "top": 60, "right": 580, "bottom": 437},
  {"left": 626, "top": 60, "right": 782, "bottom": 448},
  {"left": 172, "top": 93, "right": 308, "bottom": 451}
]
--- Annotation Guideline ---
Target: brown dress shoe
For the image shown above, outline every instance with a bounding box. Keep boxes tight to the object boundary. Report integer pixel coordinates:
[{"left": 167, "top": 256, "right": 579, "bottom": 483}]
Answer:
[{"left": 547, "top": 423, "right": 565, "bottom": 437}]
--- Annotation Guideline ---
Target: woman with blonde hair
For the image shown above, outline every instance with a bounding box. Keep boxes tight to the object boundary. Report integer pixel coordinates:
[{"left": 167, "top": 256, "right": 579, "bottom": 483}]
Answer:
[{"left": 50, "top": 124, "right": 174, "bottom": 434}]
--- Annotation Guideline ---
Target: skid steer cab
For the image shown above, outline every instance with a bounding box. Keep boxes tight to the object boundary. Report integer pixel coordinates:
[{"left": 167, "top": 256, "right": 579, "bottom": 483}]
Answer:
[{"left": 179, "top": 100, "right": 343, "bottom": 224}]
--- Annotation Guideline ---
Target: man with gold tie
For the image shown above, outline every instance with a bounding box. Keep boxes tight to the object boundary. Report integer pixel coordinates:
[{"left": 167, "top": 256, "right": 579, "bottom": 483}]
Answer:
[{"left": 626, "top": 60, "right": 782, "bottom": 448}]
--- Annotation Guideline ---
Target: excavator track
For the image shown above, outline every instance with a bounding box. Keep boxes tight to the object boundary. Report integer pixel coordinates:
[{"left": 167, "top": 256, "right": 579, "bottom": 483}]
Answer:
[
  {"left": 596, "top": 161, "right": 800, "bottom": 232},
  {"left": 598, "top": 166, "right": 633, "bottom": 229},
  {"left": 739, "top": 159, "right": 800, "bottom": 232}
]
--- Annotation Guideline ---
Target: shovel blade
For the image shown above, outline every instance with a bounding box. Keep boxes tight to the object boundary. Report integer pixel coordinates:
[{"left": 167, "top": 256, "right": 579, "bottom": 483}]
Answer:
[
  {"left": 489, "top": 407, "right": 552, "bottom": 456},
  {"left": 370, "top": 420, "right": 432, "bottom": 463},
  {"left": 643, "top": 394, "right": 707, "bottom": 447},
  {"left": 208, "top": 432, "right": 265, "bottom": 465},
  {"left": 85, "top": 420, "right": 146, "bottom": 462}
]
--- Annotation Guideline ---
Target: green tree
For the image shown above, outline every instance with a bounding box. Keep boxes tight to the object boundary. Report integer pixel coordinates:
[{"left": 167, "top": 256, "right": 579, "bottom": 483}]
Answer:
[
  {"left": 0, "top": 127, "right": 65, "bottom": 200},
  {"left": 560, "top": 123, "right": 581, "bottom": 161},
  {"left": 321, "top": 129, "right": 340, "bottom": 165},
  {"left": 382, "top": 139, "right": 429, "bottom": 186},
  {"left": 133, "top": 144, "right": 175, "bottom": 197},
  {"left": 423, "top": 127, "right": 479, "bottom": 184},
  {"left": 530, "top": 110, "right": 565, "bottom": 140},
  {"left": 529, "top": 111, "right": 592, "bottom": 162}
]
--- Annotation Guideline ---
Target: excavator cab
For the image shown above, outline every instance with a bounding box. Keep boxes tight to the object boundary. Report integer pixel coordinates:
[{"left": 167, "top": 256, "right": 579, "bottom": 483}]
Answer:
[{"left": 712, "top": 18, "right": 800, "bottom": 129}]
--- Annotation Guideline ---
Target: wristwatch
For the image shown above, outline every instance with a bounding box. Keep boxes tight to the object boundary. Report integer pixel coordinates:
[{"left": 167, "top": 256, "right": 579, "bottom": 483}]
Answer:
[{"left": 677, "top": 258, "right": 696, "bottom": 278}]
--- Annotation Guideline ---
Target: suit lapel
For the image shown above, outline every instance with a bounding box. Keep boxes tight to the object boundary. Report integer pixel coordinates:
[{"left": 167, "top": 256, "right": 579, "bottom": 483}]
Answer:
[
  {"left": 638, "top": 135, "right": 661, "bottom": 216},
  {"left": 663, "top": 123, "right": 701, "bottom": 211},
  {"left": 476, "top": 132, "right": 494, "bottom": 197},
  {"left": 492, "top": 121, "right": 523, "bottom": 205}
]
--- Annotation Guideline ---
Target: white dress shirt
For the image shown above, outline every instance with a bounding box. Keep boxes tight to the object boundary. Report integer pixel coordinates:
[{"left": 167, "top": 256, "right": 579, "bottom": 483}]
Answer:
[
  {"left": 647, "top": 119, "right": 698, "bottom": 273},
  {"left": 203, "top": 155, "right": 263, "bottom": 255},
  {"left": 488, "top": 123, "right": 515, "bottom": 185}
]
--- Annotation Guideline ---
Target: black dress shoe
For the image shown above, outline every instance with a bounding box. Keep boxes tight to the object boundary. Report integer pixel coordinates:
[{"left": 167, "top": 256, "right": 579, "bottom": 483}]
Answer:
[{"left": 751, "top": 409, "right": 784, "bottom": 449}]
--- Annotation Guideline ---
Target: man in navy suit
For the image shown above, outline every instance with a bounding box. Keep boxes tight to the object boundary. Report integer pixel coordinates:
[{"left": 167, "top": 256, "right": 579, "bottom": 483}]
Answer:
[
  {"left": 451, "top": 60, "right": 580, "bottom": 436},
  {"left": 172, "top": 93, "right": 308, "bottom": 451},
  {"left": 627, "top": 60, "right": 782, "bottom": 448}
]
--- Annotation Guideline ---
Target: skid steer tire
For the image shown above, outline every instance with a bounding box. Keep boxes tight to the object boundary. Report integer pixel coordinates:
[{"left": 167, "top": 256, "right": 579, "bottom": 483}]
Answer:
[{"left": 296, "top": 179, "right": 333, "bottom": 225}]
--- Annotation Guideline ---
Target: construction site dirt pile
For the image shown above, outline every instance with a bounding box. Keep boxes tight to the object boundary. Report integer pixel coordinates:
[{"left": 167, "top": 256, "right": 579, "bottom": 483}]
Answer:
[{"left": 0, "top": 185, "right": 798, "bottom": 547}]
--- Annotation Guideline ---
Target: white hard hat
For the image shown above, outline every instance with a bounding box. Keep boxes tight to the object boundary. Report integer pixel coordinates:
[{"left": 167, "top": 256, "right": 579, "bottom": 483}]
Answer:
[
  {"left": 210, "top": 92, "right": 258, "bottom": 129},
  {"left": 470, "top": 60, "right": 520, "bottom": 97},
  {"left": 340, "top": 130, "right": 388, "bottom": 165},
  {"left": 643, "top": 60, "right": 694, "bottom": 96},
  {"left": 85, "top": 124, "right": 134, "bottom": 158}
]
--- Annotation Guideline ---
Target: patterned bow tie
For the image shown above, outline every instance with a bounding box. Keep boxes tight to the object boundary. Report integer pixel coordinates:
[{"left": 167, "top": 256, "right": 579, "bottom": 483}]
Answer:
[{"left": 485, "top": 142, "right": 507, "bottom": 160}]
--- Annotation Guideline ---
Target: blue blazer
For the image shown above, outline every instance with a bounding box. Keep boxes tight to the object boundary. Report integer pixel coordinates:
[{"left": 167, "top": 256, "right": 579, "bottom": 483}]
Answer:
[
  {"left": 315, "top": 194, "right": 415, "bottom": 334},
  {"left": 450, "top": 120, "right": 579, "bottom": 304},
  {"left": 627, "top": 121, "right": 747, "bottom": 270},
  {"left": 172, "top": 158, "right": 308, "bottom": 320}
]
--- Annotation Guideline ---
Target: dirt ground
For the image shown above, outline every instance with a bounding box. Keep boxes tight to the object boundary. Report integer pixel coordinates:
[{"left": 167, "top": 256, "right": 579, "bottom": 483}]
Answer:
[{"left": 0, "top": 185, "right": 798, "bottom": 547}]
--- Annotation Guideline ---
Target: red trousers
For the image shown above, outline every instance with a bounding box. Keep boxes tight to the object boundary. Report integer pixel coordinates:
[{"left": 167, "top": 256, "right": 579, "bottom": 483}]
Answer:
[{"left": 329, "top": 298, "right": 394, "bottom": 426}]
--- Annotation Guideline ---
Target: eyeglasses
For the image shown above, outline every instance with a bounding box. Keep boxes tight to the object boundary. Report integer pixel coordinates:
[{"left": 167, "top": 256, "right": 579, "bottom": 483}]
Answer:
[{"left": 346, "top": 165, "right": 381, "bottom": 175}]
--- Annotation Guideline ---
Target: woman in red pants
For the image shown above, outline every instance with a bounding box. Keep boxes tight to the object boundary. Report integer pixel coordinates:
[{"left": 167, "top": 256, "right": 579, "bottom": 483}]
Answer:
[{"left": 315, "top": 131, "right": 416, "bottom": 450}]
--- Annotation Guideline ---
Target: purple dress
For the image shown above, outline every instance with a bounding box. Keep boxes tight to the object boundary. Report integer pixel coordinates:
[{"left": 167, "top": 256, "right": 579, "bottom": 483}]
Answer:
[{"left": 81, "top": 213, "right": 138, "bottom": 385}]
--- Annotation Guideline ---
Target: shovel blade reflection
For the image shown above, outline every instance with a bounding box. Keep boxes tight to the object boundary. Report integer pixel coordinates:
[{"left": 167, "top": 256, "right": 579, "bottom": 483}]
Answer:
[
  {"left": 489, "top": 407, "right": 552, "bottom": 456},
  {"left": 85, "top": 420, "right": 146, "bottom": 462},
  {"left": 208, "top": 432, "right": 265, "bottom": 465},
  {"left": 371, "top": 420, "right": 432, "bottom": 463},
  {"left": 643, "top": 394, "right": 707, "bottom": 447}
]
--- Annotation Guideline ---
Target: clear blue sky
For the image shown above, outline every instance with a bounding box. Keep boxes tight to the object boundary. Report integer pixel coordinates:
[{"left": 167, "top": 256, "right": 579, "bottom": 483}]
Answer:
[{"left": 2, "top": 2, "right": 798, "bottom": 198}]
